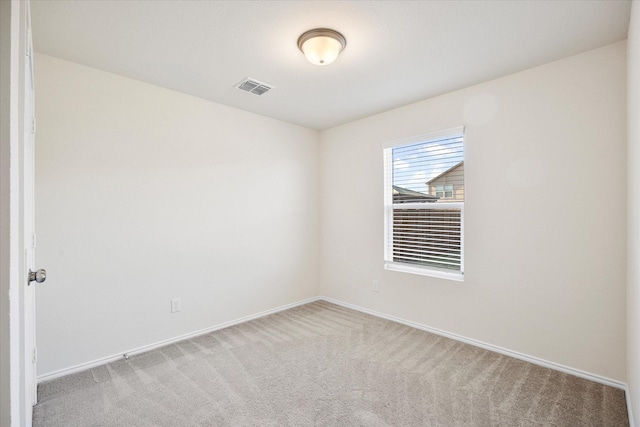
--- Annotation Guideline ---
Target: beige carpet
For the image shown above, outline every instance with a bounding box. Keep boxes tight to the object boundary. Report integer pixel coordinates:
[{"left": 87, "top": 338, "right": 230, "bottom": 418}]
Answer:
[{"left": 33, "top": 300, "right": 629, "bottom": 426}]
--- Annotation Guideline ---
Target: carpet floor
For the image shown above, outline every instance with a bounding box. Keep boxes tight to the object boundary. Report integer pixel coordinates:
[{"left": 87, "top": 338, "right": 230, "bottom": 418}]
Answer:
[{"left": 33, "top": 300, "right": 629, "bottom": 426}]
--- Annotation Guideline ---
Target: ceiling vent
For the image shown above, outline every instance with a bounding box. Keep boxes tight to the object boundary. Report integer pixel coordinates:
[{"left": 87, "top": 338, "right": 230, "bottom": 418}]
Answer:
[{"left": 236, "top": 78, "right": 274, "bottom": 96}]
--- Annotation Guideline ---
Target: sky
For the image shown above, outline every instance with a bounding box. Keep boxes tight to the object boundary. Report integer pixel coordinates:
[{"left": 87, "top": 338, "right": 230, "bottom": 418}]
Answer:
[{"left": 392, "top": 135, "right": 464, "bottom": 193}]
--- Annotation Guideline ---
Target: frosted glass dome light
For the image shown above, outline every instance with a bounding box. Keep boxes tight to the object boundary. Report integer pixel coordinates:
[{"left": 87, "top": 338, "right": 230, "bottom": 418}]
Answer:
[{"left": 297, "top": 29, "right": 346, "bottom": 66}]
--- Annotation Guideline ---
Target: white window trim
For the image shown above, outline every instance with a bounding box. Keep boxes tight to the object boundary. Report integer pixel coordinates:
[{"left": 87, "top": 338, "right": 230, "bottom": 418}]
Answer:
[
  {"left": 383, "top": 127, "right": 465, "bottom": 282},
  {"left": 384, "top": 261, "right": 464, "bottom": 282}
]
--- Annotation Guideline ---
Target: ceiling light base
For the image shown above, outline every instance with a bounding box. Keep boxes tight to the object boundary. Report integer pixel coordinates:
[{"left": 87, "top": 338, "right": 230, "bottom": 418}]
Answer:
[{"left": 297, "top": 28, "right": 346, "bottom": 66}]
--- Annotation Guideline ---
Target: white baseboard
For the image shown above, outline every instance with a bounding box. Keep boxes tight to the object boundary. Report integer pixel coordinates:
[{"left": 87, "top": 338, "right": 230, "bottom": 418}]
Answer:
[
  {"left": 319, "top": 296, "right": 627, "bottom": 391},
  {"left": 37, "top": 296, "right": 321, "bottom": 383}
]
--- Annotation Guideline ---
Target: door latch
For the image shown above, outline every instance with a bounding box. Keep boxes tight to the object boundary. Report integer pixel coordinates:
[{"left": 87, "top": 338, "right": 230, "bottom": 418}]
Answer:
[{"left": 28, "top": 269, "right": 46, "bottom": 285}]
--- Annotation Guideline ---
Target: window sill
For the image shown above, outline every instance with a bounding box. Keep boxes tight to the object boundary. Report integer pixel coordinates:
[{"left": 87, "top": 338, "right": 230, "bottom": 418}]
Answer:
[{"left": 384, "top": 262, "right": 464, "bottom": 282}]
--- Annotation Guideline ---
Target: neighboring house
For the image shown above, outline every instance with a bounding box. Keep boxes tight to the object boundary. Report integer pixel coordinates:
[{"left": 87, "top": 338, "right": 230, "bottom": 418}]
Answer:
[
  {"left": 392, "top": 185, "right": 439, "bottom": 203},
  {"left": 426, "top": 161, "right": 464, "bottom": 201}
]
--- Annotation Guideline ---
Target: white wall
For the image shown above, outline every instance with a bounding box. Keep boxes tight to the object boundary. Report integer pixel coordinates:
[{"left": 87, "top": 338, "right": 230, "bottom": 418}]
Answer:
[
  {"left": 628, "top": 1, "right": 640, "bottom": 424},
  {"left": 34, "top": 54, "right": 321, "bottom": 376},
  {"left": 320, "top": 42, "right": 627, "bottom": 381}
]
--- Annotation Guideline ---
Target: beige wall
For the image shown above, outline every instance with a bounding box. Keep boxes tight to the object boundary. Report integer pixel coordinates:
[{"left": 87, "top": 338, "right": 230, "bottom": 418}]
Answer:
[
  {"left": 34, "top": 54, "right": 321, "bottom": 376},
  {"left": 320, "top": 42, "right": 627, "bottom": 381},
  {"left": 628, "top": 1, "right": 640, "bottom": 424}
]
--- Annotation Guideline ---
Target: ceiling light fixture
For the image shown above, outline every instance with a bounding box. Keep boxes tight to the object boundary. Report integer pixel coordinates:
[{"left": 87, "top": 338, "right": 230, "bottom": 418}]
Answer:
[{"left": 297, "top": 28, "right": 346, "bottom": 66}]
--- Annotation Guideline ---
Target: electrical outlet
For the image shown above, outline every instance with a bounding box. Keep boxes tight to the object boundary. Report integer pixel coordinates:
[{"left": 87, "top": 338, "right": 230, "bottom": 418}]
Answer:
[
  {"left": 171, "top": 298, "right": 181, "bottom": 313},
  {"left": 372, "top": 280, "right": 380, "bottom": 293}
]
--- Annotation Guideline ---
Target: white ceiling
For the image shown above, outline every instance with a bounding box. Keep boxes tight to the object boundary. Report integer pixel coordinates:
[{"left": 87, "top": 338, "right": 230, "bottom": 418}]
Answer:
[{"left": 31, "top": 1, "right": 631, "bottom": 131}]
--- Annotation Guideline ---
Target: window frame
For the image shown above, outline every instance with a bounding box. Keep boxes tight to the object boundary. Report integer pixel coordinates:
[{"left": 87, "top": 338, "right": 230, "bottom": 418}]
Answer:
[
  {"left": 383, "top": 127, "right": 465, "bottom": 282},
  {"left": 444, "top": 184, "right": 454, "bottom": 199}
]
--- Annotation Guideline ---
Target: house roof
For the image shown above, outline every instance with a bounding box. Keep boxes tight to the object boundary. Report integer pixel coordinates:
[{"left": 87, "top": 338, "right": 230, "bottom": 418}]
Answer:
[
  {"left": 392, "top": 186, "right": 439, "bottom": 203},
  {"left": 426, "top": 161, "right": 464, "bottom": 185}
]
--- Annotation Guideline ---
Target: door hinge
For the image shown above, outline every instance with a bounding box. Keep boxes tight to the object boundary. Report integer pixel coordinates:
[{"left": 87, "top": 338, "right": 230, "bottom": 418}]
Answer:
[
  {"left": 32, "top": 347, "right": 37, "bottom": 364},
  {"left": 32, "top": 118, "right": 36, "bottom": 134}
]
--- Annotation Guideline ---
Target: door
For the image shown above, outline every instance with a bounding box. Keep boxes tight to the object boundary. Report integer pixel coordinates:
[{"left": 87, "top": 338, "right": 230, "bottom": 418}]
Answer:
[
  {"left": 23, "top": 1, "right": 42, "bottom": 409},
  {"left": 1, "top": 0, "right": 44, "bottom": 423}
]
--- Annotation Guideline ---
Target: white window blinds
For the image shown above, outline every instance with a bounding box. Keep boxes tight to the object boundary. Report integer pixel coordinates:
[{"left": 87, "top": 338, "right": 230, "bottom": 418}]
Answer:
[{"left": 384, "top": 129, "right": 465, "bottom": 278}]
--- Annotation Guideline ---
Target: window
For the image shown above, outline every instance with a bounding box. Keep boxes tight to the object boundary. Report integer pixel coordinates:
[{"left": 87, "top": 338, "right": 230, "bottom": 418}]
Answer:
[
  {"left": 383, "top": 127, "right": 465, "bottom": 280},
  {"left": 435, "top": 184, "right": 454, "bottom": 199}
]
